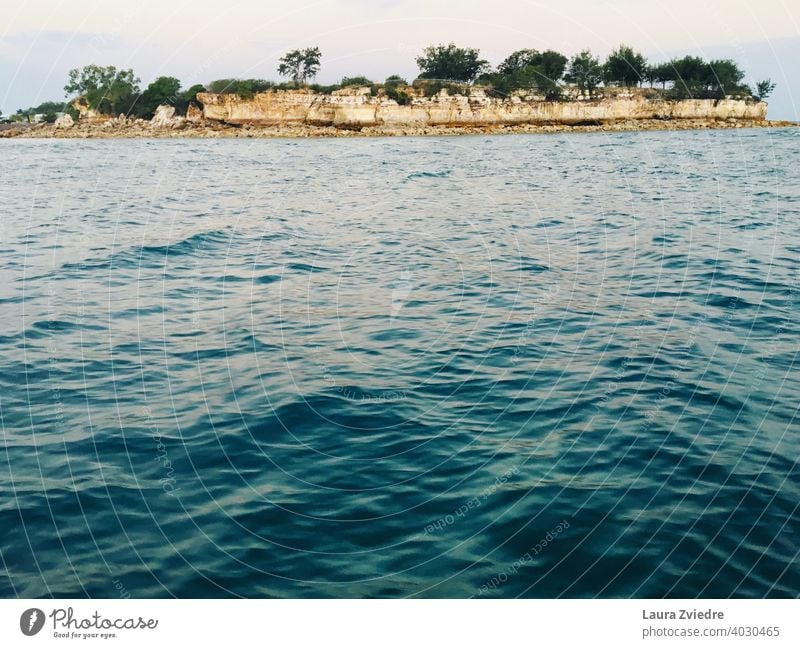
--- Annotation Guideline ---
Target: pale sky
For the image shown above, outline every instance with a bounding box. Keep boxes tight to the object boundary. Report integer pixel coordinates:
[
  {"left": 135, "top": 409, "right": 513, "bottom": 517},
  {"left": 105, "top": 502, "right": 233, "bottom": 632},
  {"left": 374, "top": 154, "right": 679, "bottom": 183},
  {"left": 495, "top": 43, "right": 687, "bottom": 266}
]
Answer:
[{"left": 1, "top": 0, "right": 798, "bottom": 118}]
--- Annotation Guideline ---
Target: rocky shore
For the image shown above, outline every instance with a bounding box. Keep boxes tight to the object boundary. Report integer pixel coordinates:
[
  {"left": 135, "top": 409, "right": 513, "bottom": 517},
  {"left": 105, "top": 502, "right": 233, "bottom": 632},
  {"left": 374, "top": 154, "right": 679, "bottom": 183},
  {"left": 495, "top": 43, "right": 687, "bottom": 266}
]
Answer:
[
  {"left": 1, "top": 93, "right": 795, "bottom": 139},
  {"left": 3, "top": 86, "right": 796, "bottom": 139},
  {"left": 1, "top": 116, "right": 795, "bottom": 139}
]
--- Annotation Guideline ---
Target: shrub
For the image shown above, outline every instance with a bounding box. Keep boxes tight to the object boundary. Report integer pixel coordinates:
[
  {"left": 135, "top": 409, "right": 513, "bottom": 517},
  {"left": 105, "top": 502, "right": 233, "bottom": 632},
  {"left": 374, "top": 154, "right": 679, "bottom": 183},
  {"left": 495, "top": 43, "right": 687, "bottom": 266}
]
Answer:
[
  {"left": 307, "top": 83, "right": 341, "bottom": 94},
  {"left": 206, "top": 78, "right": 272, "bottom": 98},
  {"left": 414, "top": 78, "right": 468, "bottom": 98},
  {"left": 385, "top": 86, "right": 412, "bottom": 105},
  {"left": 340, "top": 76, "right": 372, "bottom": 87}
]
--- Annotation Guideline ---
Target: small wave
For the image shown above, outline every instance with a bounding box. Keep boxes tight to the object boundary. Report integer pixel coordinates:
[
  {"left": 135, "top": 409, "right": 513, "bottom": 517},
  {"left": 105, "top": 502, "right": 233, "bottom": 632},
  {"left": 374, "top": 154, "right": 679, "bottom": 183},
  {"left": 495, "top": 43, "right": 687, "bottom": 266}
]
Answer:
[
  {"left": 405, "top": 169, "right": 452, "bottom": 181},
  {"left": 52, "top": 228, "right": 235, "bottom": 275},
  {"left": 137, "top": 229, "right": 233, "bottom": 259}
]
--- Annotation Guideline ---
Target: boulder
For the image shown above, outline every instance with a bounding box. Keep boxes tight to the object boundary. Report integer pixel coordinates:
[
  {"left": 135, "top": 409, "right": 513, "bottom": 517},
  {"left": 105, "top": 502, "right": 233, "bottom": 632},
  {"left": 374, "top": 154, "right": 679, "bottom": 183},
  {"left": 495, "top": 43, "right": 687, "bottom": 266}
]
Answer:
[
  {"left": 103, "top": 115, "right": 128, "bottom": 128},
  {"left": 71, "top": 97, "right": 104, "bottom": 123},
  {"left": 54, "top": 114, "right": 74, "bottom": 129},
  {"left": 186, "top": 103, "right": 203, "bottom": 122},
  {"left": 151, "top": 105, "right": 176, "bottom": 127}
]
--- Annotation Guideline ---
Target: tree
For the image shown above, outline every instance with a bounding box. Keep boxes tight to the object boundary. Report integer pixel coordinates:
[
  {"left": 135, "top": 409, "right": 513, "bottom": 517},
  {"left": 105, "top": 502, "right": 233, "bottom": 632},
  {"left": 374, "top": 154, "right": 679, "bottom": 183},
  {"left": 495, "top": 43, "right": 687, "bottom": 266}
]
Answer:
[
  {"left": 497, "top": 49, "right": 540, "bottom": 75},
  {"left": 277, "top": 47, "right": 322, "bottom": 84},
  {"left": 485, "top": 48, "right": 566, "bottom": 99},
  {"left": 498, "top": 49, "right": 567, "bottom": 82},
  {"left": 537, "top": 50, "right": 569, "bottom": 82},
  {"left": 705, "top": 59, "right": 746, "bottom": 98},
  {"left": 668, "top": 55, "right": 707, "bottom": 97},
  {"left": 565, "top": 50, "right": 604, "bottom": 97},
  {"left": 175, "top": 84, "right": 207, "bottom": 115},
  {"left": 604, "top": 45, "right": 647, "bottom": 86},
  {"left": 646, "top": 62, "right": 675, "bottom": 89},
  {"left": 415, "top": 43, "right": 489, "bottom": 83},
  {"left": 753, "top": 79, "right": 776, "bottom": 101},
  {"left": 64, "top": 64, "right": 140, "bottom": 115},
  {"left": 135, "top": 76, "right": 181, "bottom": 118}
]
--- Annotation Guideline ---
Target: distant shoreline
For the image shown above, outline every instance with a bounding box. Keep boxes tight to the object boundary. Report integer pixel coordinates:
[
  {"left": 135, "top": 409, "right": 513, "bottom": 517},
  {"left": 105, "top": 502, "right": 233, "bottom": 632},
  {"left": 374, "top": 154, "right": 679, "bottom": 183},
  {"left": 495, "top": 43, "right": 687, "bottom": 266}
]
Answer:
[{"left": 2, "top": 118, "right": 796, "bottom": 140}]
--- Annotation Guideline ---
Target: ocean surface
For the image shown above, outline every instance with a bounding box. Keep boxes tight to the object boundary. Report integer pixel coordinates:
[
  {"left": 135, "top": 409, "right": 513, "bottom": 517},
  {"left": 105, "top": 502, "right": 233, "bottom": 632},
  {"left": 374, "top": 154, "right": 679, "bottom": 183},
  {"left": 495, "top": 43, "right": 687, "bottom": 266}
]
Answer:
[{"left": 1, "top": 129, "right": 798, "bottom": 598}]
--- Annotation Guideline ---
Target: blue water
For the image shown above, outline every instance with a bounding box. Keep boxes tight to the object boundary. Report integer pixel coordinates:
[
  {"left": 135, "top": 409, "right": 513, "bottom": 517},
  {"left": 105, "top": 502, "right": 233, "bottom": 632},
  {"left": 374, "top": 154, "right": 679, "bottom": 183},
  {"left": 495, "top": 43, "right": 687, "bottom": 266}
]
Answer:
[{"left": 1, "top": 129, "right": 798, "bottom": 598}]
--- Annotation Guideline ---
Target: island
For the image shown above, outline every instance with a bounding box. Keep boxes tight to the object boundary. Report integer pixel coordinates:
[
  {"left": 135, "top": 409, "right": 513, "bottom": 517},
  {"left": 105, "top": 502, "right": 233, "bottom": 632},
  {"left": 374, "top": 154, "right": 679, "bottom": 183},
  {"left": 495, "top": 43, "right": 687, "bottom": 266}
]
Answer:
[{"left": 1, "top": 44, "right": 794, "bottom": 138}]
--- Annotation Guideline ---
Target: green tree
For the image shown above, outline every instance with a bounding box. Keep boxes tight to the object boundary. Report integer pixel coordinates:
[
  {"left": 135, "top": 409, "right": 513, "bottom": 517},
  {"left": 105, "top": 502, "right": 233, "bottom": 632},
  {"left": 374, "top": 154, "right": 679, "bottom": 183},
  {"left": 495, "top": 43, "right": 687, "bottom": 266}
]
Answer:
[
  {"left": 497, "top": 49, "right": 539, "bottom": 75},
  {"left": 705, "top": 59, "right": 746, "bottom": 98},
  {"left": 174, "top": 84, "right": 207, "bottom": 115},
  {"left": 486, "top": 49, "right": 566, "bottom": 99},
  {"left": 14, "top": 99, "right": 84, "bottom": 122},
  {"left": 753, "top": 79, "right": 776, "bottom": 101},
  {"left": 646, "top": 62, "right": 675, "bottom": 89},
  {"left": 415, "top": 43, "right": 489, "bottom": 82},
  {"left": 277, "top": 47, "right": 322, "bottom": 84},
  {"left": 135, "top": 76, "right": 181, "bottom": 118},
  {"left": 667, "top": 55, "right": 707, "bottom": 97},
  {"left": 497, "top": 49, "right": 567, "bottom": 82},
  {"left": 604, "top": 45, "right": 647, "bottom": 86},
  {"left": 537, "top": 50, "right": 569, "bottom": 82},
  {"left": 64, "top": 64, "right": 140, "bottom": 115},
  {"left": 565, "top": 50, "right": 604, "bottom": 97}
]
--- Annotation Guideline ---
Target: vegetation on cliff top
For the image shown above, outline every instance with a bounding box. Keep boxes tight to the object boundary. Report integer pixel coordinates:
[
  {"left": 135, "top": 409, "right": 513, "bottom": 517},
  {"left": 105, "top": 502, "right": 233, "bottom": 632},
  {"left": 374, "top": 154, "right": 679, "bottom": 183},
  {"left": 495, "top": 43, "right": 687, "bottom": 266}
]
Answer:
[{"left": 5, "top": 43, "right": 775, "bottom": 123}]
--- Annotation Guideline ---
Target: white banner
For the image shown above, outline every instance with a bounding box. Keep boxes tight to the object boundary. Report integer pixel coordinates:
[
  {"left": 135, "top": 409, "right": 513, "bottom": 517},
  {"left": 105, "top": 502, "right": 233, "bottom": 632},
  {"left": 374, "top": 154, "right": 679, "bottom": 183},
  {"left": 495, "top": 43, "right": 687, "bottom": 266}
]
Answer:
[{"left": 1, "top": 600, "right": 797, "bottom": 648}]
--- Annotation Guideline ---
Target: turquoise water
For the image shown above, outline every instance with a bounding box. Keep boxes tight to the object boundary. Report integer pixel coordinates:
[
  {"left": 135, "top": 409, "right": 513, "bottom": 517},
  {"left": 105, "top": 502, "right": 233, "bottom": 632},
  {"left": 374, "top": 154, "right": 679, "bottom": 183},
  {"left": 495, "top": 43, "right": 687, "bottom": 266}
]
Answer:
[{"left": 0, "top": 129, "right": 798, "bottom": 598}]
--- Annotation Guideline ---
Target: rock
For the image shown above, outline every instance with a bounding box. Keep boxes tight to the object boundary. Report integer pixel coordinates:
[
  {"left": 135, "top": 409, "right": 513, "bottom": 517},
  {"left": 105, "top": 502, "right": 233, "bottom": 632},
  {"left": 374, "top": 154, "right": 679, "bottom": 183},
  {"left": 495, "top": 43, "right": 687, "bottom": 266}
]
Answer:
[
  {"left": 197, "top": 89, "right": 769, "bottom": 129},
  {"left": 151, "top": 105, "right": 176, "bottom": 127},
  {"left": 102, "top": 115, "right": 127, "bottom": 128},
  {"left": 186, "top": 103, "right": 203, "bottom": 122},
  {"left": 54, "top": 114, "right": 74, "bottom": 129},
  {"left": 332, "top": 86, "right": 372, "bottom": 97},
  {"left": 71, "top": 97, "right": 104, "bottom": 123}
]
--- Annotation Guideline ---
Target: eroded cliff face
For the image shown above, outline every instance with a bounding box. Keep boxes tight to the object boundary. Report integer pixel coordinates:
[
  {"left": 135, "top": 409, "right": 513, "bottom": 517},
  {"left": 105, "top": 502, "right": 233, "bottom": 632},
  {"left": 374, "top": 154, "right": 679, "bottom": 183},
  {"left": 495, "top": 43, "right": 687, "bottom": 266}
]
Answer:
[{"left": 197, "top": 89, "right": 767, "bottom": 129}]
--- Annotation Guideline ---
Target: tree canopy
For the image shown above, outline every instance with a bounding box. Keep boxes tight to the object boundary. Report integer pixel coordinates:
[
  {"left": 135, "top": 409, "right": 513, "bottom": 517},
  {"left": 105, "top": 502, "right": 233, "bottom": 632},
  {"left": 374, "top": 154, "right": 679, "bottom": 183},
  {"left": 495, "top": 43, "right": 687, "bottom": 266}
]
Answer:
[
  {"left": 604, "top": 45, "right": 647, "bottom": 86},
  {"left": 64, "top": 65, "right": 140, "bottom": 115},
  {"left": 9, "top": 100, "right": 74, "bottom": 123},
  {"left": 754, "top": 79, "right": 776, "bottom": 101},
  {"left": 564, "top": 50, "right": 604, "bottom": 97},
  {"left": 481, "top": 48, "right": 568, "bottom": 98},
  {"left": 705, "top": 59, "right": 746, "bottom": 97},
  {"left": 650, "top": 56, "right": 750, "bottom": 99},
  {"left": 135, "top": 76, "right": 181, "bottom": 118},
  {"left": 415, "top": 43, "right": 489, "bottom": 82},
  {"left": 498, "top": 49, "right": 567, "bottom": 82},
  {"left": 277, "top": 48, "right": 322, "bottom": 84}
]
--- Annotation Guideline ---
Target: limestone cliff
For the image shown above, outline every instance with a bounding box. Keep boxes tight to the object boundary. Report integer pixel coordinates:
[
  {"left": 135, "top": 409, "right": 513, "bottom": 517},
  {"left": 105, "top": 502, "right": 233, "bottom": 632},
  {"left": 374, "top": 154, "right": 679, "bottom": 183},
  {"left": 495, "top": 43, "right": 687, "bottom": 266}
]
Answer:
[{"left": 197, "top": 88, "right": 767, "bottom": 129}]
